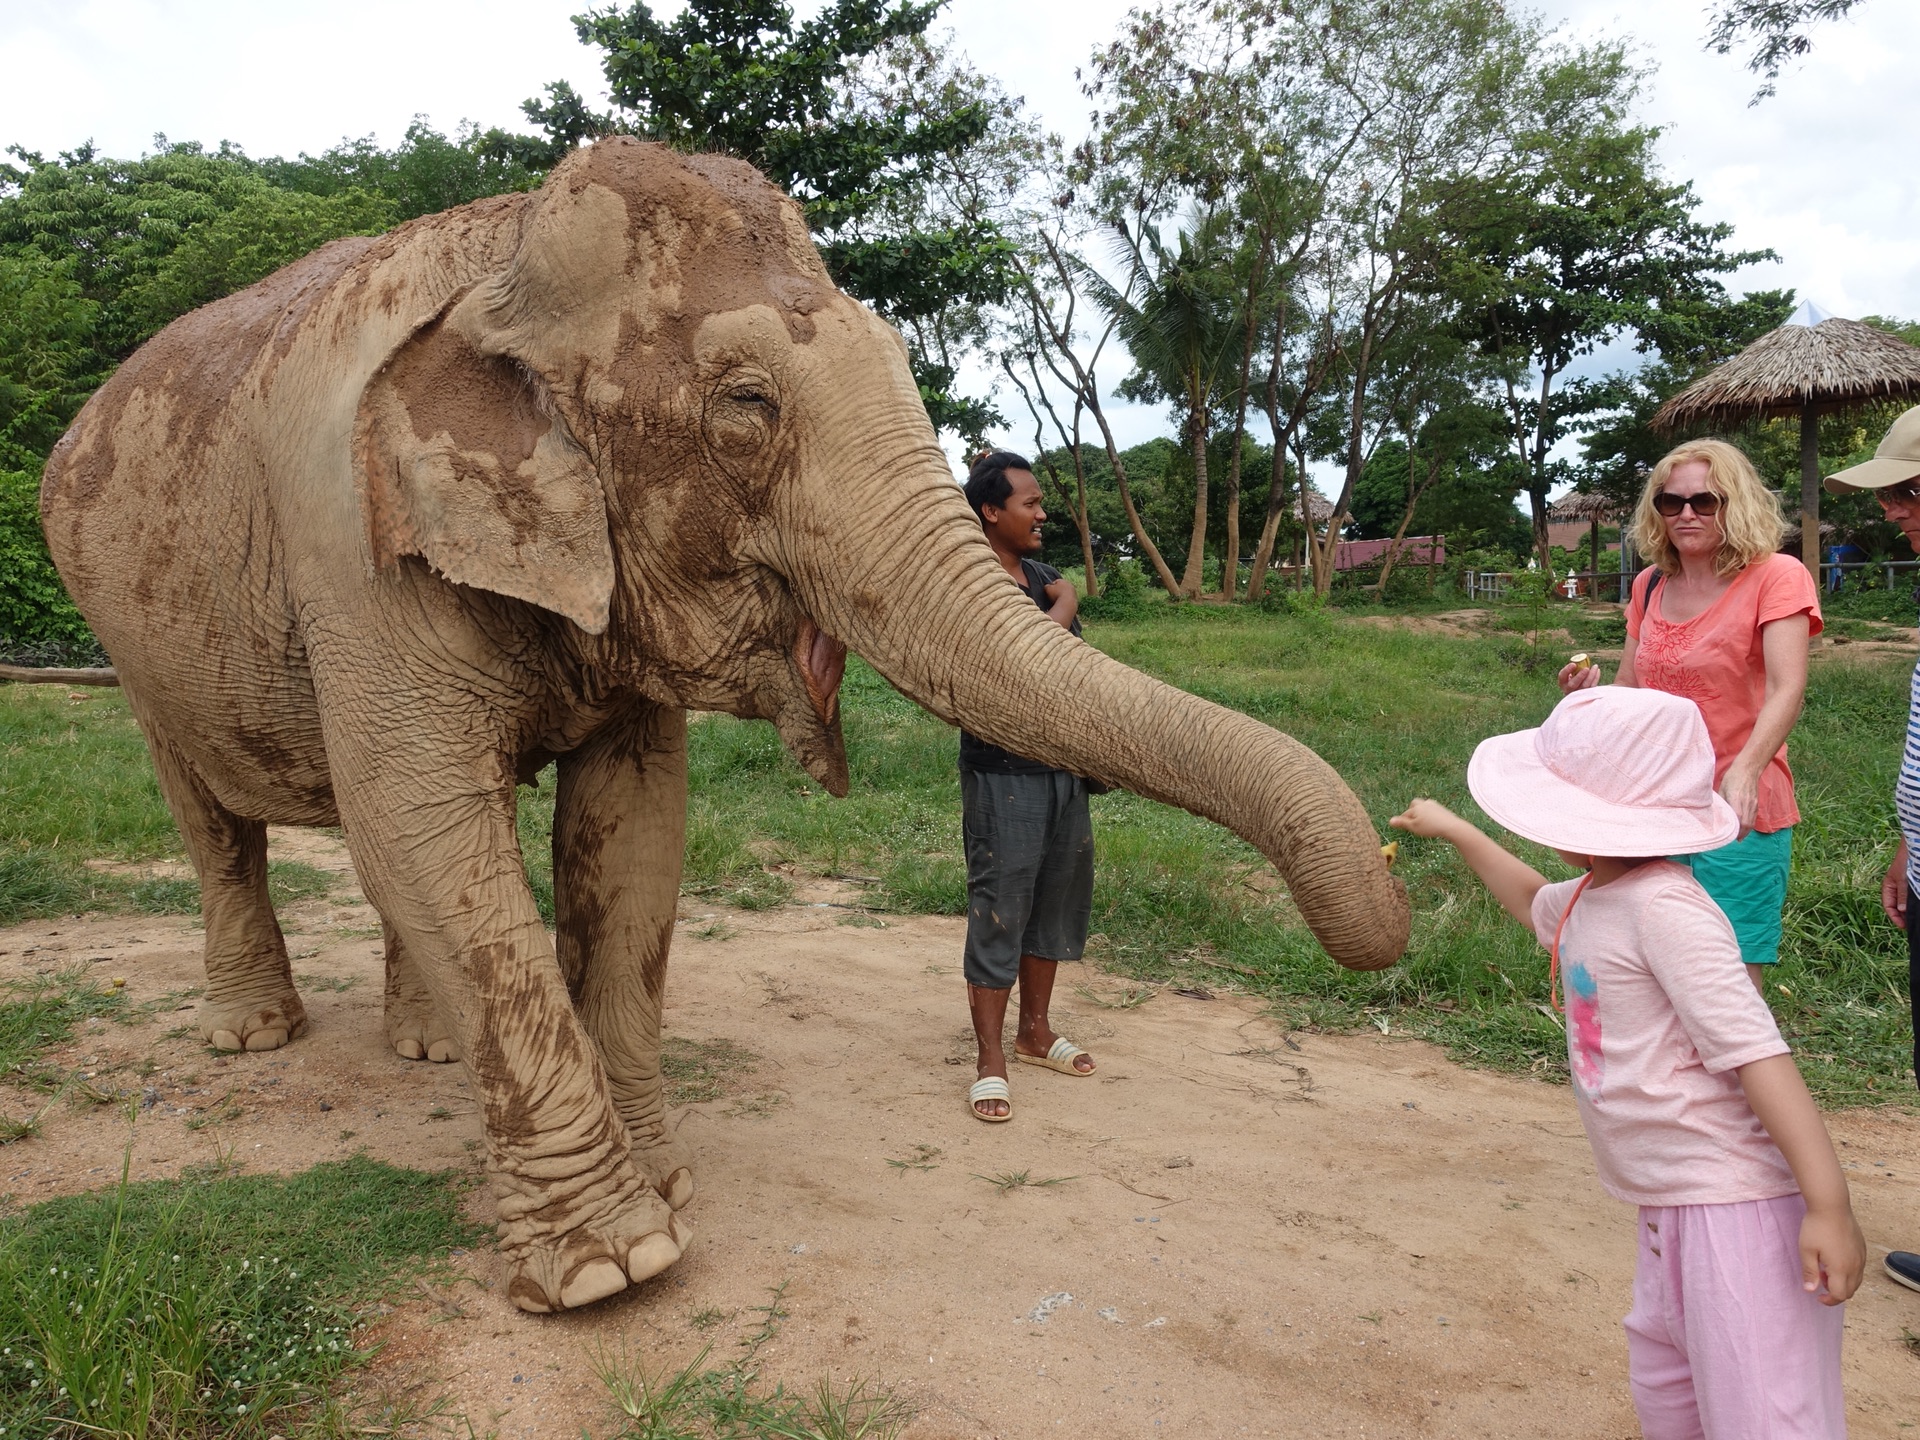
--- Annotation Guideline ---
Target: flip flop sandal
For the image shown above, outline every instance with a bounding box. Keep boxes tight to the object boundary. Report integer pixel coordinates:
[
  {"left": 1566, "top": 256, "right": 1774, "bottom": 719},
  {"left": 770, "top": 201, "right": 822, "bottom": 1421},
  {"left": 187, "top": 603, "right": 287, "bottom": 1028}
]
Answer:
[
  {"left": 1016, "top": 1037, "right": 1094, "bottom": 1076},
  {"left": 969, "top": 1075, "right": 1012, "bottom": 1123}
]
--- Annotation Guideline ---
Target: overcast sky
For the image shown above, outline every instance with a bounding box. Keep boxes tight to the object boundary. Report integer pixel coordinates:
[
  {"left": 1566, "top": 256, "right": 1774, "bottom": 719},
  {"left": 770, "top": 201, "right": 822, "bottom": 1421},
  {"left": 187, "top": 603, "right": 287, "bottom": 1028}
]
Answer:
[{"left": 5, "top": 0, "right": 1915, "bottom": 467}]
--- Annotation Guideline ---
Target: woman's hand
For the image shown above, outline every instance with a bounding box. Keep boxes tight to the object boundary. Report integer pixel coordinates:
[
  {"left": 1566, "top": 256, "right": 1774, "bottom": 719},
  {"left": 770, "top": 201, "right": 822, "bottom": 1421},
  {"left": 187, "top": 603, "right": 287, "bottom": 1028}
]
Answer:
[
  {"left": 1718, "top": 763, "right": 1760, "bottom": 839},
  {"left": 1883, "top": 841, "right": 1909, "bottom": 929},
  {"left": 1555, "top": 659, "right": 1602, "bottom": 694}
]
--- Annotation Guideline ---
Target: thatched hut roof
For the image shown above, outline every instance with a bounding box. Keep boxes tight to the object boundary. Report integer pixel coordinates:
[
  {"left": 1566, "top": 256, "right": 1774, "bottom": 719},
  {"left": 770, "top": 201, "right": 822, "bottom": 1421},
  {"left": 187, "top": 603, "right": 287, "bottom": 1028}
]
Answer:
[
  {"left": 1653, "top": 304, "right": 1920, "bottom": 433},
  {"left": 1298, "top": 489, "right": 1335, "bottom": 524},
  {"left": 1549, "top": 492, "right": 1618, "bottom": 522}
]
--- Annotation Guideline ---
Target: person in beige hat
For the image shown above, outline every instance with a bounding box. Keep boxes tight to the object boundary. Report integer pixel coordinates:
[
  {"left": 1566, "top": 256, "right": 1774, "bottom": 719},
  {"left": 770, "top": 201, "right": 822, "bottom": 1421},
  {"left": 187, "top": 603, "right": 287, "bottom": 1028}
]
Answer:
[{"left": 1825, "top": 404, "right": 1920, "bottom": 1296}]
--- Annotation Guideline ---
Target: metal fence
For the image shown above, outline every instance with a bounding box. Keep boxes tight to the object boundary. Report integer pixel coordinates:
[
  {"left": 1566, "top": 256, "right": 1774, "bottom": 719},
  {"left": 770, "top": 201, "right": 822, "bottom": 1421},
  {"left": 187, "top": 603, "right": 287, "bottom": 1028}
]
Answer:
[{"left": 1465, "top": 559, "right": 1920, "bottom": 606}]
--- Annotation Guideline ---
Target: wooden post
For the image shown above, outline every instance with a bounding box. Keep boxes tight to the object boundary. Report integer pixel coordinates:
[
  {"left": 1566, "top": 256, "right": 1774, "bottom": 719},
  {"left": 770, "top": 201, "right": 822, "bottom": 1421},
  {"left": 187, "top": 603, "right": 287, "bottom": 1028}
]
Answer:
[{"left": 1800, "top": 395, "right": 1821, "bottom": 581}]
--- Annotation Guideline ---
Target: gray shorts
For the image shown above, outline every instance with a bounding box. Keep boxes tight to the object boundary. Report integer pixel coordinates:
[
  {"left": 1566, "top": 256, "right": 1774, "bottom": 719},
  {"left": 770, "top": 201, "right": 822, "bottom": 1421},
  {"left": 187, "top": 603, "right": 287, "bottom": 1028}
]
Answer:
[{"left": 961, "top": 768, "right": 1094, "bottom": 989}]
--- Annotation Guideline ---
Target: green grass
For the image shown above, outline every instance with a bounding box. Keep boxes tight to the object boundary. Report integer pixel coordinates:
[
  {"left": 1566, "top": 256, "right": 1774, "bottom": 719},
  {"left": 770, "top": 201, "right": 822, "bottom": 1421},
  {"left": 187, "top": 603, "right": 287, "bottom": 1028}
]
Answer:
[
  {"left": 595, "top": 1280, "right": 912, "bottom": 1440},
  {"left": 0, "top": 1154, "right": 486, "bottom": 1439},
  {"left": 0, "top": 685, "right": 337, "bottom": 924},
  {"left": 5, "top": 605, "right": 1914, "bottom": 1105},
  {"left": 0, "top": 966, "right": 125, "bottom": 1074}
]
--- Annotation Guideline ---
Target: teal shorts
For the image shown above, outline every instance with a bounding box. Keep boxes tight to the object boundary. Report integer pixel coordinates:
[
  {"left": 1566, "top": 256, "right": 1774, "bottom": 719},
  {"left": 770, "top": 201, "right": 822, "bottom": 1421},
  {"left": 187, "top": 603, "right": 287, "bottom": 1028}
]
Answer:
[{"left": 1678, "top": 826, "right": 1793, "bottom": 966}]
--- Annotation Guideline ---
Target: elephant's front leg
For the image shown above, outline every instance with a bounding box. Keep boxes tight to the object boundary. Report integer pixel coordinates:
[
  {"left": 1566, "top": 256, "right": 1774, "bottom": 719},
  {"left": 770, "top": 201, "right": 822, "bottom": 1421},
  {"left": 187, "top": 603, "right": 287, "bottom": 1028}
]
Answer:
[
  {"left": 555, "top": 702, "right": 694, "bottom": 1209},
  {"left": 327, "top": 730, "right": 686, "bottom": 1313}
]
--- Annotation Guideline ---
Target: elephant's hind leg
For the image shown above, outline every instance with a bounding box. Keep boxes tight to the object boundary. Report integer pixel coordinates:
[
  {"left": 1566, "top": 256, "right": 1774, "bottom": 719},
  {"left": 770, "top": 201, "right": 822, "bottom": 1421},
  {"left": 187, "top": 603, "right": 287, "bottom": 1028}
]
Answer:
[
  {"left": 137, "top": 716, "right": 307, "bottom": 1052},
  {"left": 381, "top": 919, "right": 460, "bottom": 1062},
  {"left": 555, "top": 703, "right": 694, "bottom": 1210}
]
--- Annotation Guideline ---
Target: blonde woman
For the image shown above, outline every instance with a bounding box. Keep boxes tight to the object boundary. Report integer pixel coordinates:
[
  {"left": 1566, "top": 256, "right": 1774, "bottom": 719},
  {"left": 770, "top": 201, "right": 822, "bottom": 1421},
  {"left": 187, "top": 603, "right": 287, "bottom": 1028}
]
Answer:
[{"left": 1558, "top": 439, "right": 1821, "bottom": 987}]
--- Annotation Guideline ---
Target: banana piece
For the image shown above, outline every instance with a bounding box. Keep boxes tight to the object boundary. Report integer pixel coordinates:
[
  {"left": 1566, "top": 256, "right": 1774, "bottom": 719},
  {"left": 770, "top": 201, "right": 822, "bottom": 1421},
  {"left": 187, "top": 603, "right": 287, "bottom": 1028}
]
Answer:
[
  {"left": 1569, "top": 653, "right": 1593, "bottom": 672},
  {"left": 1380, "top": 840, "right": 1399, "bottom": 868}
]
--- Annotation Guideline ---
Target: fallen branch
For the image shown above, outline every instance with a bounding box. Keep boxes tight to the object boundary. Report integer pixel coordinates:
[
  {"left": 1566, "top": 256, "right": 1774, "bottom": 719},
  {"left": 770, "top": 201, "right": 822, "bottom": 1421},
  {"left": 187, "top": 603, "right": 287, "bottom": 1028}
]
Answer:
[{"left": 0, "top": 664, "right": 119, "bottom": 687}]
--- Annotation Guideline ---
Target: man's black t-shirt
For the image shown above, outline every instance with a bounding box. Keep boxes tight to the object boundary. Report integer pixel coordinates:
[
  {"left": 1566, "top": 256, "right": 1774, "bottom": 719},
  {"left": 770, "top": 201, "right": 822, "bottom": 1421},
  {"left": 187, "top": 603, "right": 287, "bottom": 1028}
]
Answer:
[{"left": 958, "top": 558, "right": 1080, "bottom": 776}]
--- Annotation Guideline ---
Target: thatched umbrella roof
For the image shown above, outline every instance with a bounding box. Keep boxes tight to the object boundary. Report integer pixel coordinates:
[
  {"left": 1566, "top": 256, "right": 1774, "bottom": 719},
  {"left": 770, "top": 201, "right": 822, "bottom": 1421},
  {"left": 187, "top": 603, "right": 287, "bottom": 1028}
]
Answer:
[
  {"left": 1548, "top": 492, "right": 1618, "bottom": 523},
  {"left": 1648, "top": 302, "right": 1920, "bottom": 576},
  {"left": 1652, "top": 306, "right": 1920, "bottom": 432},
  {"left": 1297, "top": 489, "right": 1335, "bottom": 525}
]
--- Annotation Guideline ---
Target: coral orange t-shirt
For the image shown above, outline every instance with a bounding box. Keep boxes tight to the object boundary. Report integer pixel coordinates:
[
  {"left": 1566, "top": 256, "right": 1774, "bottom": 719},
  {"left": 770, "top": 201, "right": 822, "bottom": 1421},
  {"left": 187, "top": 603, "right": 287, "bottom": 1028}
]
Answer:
[{"left": 1625, "top": 554, "right": 1822, "bottom": 833}]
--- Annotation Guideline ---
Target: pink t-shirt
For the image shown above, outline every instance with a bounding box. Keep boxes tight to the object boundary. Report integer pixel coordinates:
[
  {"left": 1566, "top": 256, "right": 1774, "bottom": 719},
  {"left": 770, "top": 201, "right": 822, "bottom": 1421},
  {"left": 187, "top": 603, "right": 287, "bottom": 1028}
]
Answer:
[
  {"left": 1624, "top": 553, "right": 1822, "bottom": 833},
  {"left": 1532, "top": 862, "right": 1797, "bottom": 1207}
]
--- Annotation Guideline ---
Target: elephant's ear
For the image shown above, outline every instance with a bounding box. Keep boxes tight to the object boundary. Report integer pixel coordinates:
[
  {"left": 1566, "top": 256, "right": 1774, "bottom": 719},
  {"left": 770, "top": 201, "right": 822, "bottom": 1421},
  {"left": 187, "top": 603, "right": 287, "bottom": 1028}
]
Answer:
[{"left": 354, "top": 291, "right": 614, "bottom": 634}]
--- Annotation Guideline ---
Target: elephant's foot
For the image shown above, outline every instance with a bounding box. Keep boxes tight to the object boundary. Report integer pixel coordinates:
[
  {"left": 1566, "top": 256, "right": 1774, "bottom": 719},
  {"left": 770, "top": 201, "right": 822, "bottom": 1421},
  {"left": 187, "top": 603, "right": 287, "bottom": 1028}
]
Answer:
[
  {"left": 381, "top": 921, "right": 460, "bottom": 1062},
  {"left": 385, "top": 995, "right": 461, "bottom": 1063},
  {"left": 503, "top": 1187, "right": 690, "bottom": 1313},
  {"left": 202, "top": 987, "right": 309, "bottom": 1053},
  {"left": 631, "top": 1132, "right": 695, "bottom": 1211}
]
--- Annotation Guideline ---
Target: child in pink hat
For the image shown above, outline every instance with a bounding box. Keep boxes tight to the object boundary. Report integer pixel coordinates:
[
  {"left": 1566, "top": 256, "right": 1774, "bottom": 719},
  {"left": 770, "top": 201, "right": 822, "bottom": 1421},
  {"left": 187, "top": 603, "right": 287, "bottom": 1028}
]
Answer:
[{"left": 1393, "top": 685, "right": 1864, "bottom": 1439}]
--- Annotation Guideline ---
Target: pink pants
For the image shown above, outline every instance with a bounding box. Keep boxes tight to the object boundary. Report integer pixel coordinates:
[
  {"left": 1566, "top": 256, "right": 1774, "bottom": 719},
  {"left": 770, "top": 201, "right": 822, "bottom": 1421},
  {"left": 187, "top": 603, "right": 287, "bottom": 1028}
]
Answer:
[{"left": 1625, "top": 1193, "right": 1847, "bottom": 1439}]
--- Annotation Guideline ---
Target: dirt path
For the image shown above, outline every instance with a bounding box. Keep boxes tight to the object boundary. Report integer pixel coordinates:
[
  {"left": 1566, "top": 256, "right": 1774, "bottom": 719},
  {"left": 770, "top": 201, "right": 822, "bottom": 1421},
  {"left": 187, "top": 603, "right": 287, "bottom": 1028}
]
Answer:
[{"left": 2, "top": 829, "right": 1916, "bottom": 1438}]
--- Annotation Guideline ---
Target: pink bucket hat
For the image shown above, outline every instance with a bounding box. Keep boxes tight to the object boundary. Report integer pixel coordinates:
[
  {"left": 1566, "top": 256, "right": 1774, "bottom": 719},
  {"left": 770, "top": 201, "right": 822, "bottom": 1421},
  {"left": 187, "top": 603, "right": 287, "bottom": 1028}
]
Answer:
[{"left": 1467, "top": 686, "right": 1739, "bottom": 856}]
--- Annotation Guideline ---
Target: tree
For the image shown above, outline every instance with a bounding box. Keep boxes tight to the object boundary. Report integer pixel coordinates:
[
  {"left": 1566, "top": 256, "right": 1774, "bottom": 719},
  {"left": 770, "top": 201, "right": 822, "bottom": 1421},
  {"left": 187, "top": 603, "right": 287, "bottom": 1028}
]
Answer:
[
  {"left": 1575, "top": 287, "right": 1795, "bottom": 511},
  {"left": 1441, "top": 53, "right": 1773, "bottom": 570},
  {"left": 511, "top": 0, "right": 1016, "bottom": 438},
  {"left": 1082, "top": 213, "right": 1239, "bottom": 597},
  {"left": 126, "top": 184, "right": 394, "bottom": 332},
  {"left": 0, "top": 250, "right": 98, "bottom": 471},
  {"left": 0, "top": 140, "right": 269, "bottom": 360},
  {"left": 1707, "top": 0, "right": 1870, "bottom": 100},
  {"left": 265, "top": 118, "right": 545, "bottom": 220},
  {"left": 1004, "top": 182, "right": 1188, "bottom": 597}
]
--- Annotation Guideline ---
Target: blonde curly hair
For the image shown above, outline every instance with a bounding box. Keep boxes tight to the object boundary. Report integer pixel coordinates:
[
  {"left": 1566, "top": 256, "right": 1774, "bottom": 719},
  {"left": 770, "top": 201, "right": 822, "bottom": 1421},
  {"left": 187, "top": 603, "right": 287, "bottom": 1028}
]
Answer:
[{"left": 1630, "top": 438, "right": 1785, "bottom": 578}]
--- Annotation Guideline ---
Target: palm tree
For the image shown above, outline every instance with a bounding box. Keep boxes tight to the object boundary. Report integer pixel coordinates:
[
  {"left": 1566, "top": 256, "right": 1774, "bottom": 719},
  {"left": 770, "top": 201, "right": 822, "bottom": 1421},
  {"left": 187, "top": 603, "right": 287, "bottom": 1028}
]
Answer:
[{"left": 1078, "top": 212, "right": 1239, "bottom": 597}]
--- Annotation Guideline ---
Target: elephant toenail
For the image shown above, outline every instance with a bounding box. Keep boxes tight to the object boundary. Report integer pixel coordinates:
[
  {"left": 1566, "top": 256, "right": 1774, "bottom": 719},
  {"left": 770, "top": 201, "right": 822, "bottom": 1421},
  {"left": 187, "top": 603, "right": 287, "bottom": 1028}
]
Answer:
[
  {"left": 626, "top": 1230, "right": 682, "bottom": 1284},
  {"left": 210, "top": 1030, "right": 243, "bottom": 1051},
  {"left": 245, "top": 1029, "right": 288, "bottom": 1052},
  {"left": 507, "top": 1276, "right": 555, "bottom": 1314},
  {"left": 558, "top": 1256, "right": 629, "bottom": 1309},
  {"left": 395, "top": 1038, "right": 426, "bottom": 1060},
  {"left": 427, "top": 1039, "right": 459, "bottom": 1063},
  {"left": 664, "top": 1168, "right": 695, "bottom": 1210}
]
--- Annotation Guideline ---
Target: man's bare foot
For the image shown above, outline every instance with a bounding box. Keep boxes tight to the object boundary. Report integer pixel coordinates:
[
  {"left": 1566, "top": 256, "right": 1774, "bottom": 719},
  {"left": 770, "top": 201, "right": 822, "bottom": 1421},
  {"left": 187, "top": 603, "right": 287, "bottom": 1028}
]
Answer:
[
  {"left": 974, "top": 1048, "right": 1011, "bottom": 1119},
  {"left": 1015, "top": 1023, "right": 1095, "bottom": 1074}
]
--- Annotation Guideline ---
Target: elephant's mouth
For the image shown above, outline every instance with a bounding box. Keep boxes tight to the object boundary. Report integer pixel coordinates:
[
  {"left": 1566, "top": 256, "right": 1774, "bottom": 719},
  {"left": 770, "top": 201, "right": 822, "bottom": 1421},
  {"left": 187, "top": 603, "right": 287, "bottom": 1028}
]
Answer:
[
  {"left": 764, "top": 616, "right": 849, "bottom": 796},
  {"left": 794, "top": 617, "right": 847, "bottom": 725}
]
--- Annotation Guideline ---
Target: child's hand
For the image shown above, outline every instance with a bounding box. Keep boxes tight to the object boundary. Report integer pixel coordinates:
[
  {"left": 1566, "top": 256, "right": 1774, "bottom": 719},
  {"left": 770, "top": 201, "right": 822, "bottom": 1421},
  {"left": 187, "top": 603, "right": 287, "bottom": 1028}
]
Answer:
[
  {"left": 1390, "top": 798, "right": 1463, "bottom": 840},
  {"left": 1799, "top": 1205, "right": 1867, "bottom": 1305}
]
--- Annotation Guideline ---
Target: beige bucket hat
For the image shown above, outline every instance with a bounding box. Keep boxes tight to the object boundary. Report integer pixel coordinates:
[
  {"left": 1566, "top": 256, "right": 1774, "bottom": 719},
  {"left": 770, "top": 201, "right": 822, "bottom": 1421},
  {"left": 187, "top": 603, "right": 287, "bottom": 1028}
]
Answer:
[{"left": 1825, "top": 404, "right": 1920, "bottom": 492}]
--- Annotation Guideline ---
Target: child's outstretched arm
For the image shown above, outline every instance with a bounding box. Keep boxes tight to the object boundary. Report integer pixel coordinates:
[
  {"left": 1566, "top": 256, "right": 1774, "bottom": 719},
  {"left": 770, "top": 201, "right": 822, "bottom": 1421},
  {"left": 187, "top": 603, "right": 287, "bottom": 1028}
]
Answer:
[
  {"left": 1737, "top": 1054, "right": 1867, "bottom": 1304},
  {"left": 1390, "top": 799, "right": 1549, "bottom": 927}
]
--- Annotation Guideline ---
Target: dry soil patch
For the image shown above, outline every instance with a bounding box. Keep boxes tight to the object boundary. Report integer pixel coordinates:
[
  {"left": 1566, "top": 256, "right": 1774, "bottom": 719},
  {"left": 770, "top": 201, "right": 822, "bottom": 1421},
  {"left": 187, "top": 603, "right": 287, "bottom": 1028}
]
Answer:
[{"left": 1, "top": 829, "right": 1915, "bottom": 1439}]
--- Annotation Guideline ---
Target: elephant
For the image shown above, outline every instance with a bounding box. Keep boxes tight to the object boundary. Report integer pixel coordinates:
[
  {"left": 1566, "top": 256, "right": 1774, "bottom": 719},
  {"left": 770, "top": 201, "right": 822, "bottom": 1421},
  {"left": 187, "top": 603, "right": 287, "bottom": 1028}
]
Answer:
[{"left": 40, "top": 137, "right": 1409, "bottom": 1313}]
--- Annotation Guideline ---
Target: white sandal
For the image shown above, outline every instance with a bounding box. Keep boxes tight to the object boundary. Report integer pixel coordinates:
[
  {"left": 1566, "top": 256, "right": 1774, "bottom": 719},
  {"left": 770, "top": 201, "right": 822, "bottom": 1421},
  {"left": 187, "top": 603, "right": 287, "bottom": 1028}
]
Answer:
[
  {"left": 1016, "top": 1036, "right": 1094, "bottom": 1076},
  {"left": 968, "top": 1075, "right": 1012, "bottom": 1122}
]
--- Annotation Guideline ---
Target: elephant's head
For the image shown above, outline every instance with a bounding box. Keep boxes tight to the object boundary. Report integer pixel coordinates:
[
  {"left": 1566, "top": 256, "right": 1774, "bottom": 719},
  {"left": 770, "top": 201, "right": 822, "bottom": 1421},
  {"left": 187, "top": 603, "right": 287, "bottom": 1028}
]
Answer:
[{"left": 353, "top": 137, "right": 1408, "bottom": 970}]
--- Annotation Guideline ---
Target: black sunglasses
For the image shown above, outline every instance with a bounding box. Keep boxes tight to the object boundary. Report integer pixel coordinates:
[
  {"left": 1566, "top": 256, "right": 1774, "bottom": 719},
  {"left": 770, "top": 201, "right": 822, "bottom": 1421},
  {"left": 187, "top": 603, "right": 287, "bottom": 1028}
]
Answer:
[
  {"left": 1652, "top": 490, "right": 1721, "bottom": 518},
  {"left": 1875, "top": 480, "right": 1920, "bottom": 505}
]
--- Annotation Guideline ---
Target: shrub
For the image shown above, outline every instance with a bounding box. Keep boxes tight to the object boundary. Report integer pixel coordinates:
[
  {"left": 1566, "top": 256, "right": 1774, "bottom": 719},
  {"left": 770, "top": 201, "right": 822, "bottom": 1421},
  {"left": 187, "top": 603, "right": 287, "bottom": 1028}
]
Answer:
[
  {"left": 0, "top": 467, "right": 100, "bottom": 662},
  {"left": 1080, "top": 558, "right": 1160, "bottom": 621}
]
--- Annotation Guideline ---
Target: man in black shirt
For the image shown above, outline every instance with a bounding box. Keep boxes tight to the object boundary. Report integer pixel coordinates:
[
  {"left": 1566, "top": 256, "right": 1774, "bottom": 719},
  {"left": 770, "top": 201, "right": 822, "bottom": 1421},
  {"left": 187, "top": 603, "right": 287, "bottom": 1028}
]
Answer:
[{"left": 957, "top": 451, "right": 1097, "bottom": 1122}]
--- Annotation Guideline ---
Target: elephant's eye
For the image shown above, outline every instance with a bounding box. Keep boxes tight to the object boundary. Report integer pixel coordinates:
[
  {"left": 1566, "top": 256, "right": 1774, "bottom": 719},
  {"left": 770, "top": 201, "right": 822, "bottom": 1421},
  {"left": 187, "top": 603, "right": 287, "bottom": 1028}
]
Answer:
[{"left": 707, "top": 382, "right": 780, "bottom": 456}]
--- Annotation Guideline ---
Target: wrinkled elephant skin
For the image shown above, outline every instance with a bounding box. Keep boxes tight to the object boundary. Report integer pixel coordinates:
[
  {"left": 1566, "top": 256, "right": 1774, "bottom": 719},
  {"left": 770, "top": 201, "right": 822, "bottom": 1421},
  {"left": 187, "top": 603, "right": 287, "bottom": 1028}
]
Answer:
[{"left": 40, "top": 139, "right": 1407, "bottom": 1313}]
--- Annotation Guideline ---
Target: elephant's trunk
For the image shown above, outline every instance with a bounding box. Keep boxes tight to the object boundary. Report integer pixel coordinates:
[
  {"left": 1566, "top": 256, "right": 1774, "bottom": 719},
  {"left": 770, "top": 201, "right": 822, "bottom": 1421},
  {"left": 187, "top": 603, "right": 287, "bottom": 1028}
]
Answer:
[{"left": 779, "top": 441, "right": 1409, "bottom": 971}]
